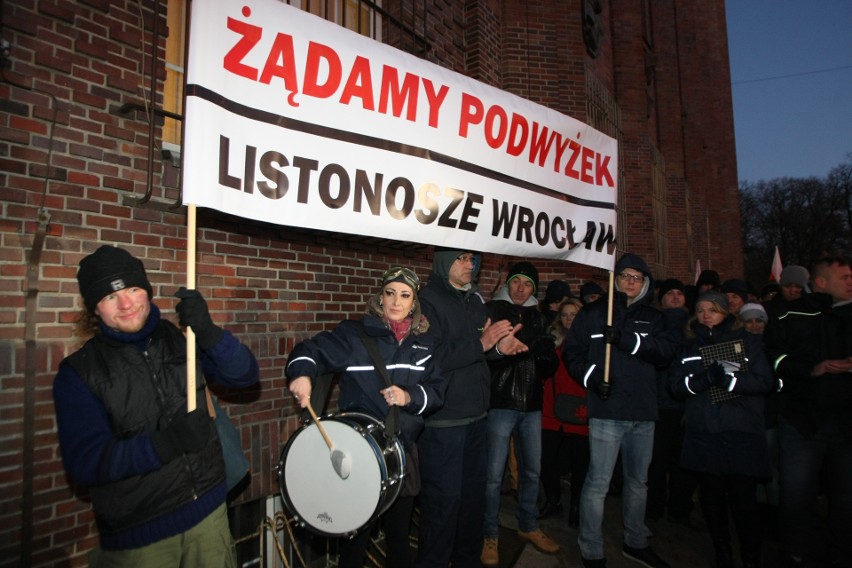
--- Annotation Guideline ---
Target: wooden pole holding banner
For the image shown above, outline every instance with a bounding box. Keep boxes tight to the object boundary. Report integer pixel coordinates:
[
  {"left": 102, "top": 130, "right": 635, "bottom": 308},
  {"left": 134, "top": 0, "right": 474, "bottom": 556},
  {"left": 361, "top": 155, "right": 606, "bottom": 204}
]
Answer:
[
  {"left": 603, "top": 270, "right": 615, "bottom": 383},
  {"left": 186, "top": 204, "right": 197, "bottom": 412}
]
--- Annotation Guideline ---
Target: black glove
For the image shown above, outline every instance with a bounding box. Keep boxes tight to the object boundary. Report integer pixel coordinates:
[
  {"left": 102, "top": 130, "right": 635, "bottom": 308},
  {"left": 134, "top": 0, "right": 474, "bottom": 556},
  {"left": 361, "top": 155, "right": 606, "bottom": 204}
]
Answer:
[
  {"left": 593, "top": 380, "right": 612, "bottom": 400},
  {"left": 151, "top": 407, "right": 211, "bottom": 464},
  {"left": 688, "top": 362, "right": 726, "bottom": 394},
  {"left": 175, "top": 287, "right": 224, "bottom": 349},
  {"left": 707, "top": 361, "right": 727, "bottom": 384},
  {"left": 715, "top": 361, "right": 740, "bottom": 391},
  {"left": 602, "top": 325, "right": 622, "bottom": 346},
  {"left": 604, "top": 324, "right": 640, "bottom": 353}
]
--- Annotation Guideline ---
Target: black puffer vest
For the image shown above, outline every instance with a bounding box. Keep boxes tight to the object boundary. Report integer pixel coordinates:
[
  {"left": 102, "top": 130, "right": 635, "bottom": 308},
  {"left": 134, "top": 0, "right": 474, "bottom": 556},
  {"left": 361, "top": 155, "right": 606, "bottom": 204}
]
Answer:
[{"left": 67, "top": 321, "right": 224, "bottom": 533}]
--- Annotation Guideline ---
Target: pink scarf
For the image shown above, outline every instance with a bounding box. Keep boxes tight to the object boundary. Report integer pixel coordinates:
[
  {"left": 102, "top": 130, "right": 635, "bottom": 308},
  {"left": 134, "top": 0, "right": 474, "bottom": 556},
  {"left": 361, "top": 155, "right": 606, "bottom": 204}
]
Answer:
[{"left": 386, "top": 317, "right": 412, "bottom": 344}]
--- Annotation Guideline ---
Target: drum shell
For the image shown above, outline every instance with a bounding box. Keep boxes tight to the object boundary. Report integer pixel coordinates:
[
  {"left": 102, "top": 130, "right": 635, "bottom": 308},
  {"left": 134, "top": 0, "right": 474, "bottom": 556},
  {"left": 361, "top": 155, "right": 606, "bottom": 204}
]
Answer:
[{"left": 277, "top": 411, "right": 405, "bottom": 537}]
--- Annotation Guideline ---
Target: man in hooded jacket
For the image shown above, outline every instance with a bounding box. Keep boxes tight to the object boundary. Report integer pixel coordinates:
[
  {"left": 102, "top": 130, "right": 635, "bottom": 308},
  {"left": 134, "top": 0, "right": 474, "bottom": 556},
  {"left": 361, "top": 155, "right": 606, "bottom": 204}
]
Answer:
[
  {"left": 563, "top": 253, "right": 678, "bottom": 568},
  {"left": 415, "top": 248, "right": 525, "bottom": 568}
]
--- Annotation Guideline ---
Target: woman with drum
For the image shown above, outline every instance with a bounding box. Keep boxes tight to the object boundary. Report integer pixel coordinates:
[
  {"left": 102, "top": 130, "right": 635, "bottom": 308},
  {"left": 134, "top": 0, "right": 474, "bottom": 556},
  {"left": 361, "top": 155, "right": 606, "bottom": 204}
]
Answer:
[{"left": 287, "top": 265, "right": 447, "bottom": 568}]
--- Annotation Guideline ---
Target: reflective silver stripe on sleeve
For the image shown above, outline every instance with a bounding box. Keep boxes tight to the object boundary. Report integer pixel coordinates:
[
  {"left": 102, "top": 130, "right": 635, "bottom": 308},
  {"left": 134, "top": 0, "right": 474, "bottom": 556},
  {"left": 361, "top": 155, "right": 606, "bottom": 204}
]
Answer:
[
  {"left": 286, "top": 356, "right": 316, "bottom": 370},
  {"left": 415, "top": 354, "right": 432, "bottom": 366},
  {"left": 630, "top": 333, "right": 641, "bottom": 355},
  {"left": 773, "top": 354, "right": 787, "bottom": 373},
  {"left": 685, "top": 374, "right": 698, "bottom": 396},
  {"left": 582, "top": 364, "right": 597, "bottom": 387},
  {"left": 346, "top": 363, "right": 427, "bottom": 372},
  {"left": 415, "top": 384, "right": 428, "bottom": 414}
]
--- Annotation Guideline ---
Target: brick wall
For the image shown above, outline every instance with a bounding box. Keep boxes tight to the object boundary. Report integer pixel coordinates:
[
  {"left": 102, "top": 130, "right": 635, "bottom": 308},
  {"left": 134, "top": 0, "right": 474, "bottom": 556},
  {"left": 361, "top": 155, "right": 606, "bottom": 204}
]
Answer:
[{"left": 0, "top": 0, "right": 739, "bottom": 565}]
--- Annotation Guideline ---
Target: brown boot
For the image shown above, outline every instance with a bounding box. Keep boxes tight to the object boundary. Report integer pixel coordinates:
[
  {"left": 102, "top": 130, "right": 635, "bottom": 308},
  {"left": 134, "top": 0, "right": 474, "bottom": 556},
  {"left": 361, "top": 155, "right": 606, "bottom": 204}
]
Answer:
[
  {"left": 518, "top": 528, "right": 560, "bottom": 554},
  {"left": 481, "top": 537, "right": 499, "bottom": 567}
]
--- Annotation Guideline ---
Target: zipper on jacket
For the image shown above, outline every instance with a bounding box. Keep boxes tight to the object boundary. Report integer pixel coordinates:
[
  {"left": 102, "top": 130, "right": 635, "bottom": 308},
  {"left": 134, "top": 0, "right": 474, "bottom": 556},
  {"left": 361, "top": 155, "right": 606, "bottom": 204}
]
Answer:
[{"left": 144, "top": 339, "right": 202, "bottom": 499}]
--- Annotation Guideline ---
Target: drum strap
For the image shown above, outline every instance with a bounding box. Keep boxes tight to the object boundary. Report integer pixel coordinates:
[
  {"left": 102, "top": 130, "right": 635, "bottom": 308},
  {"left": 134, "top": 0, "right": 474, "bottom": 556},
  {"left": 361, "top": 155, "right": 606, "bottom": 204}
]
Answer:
[
  {"left": 301, "top": 372, "right": 335, "bottom": 424},
  {"left": 356, "top": 323, "right": 400, "bottom": 441}
]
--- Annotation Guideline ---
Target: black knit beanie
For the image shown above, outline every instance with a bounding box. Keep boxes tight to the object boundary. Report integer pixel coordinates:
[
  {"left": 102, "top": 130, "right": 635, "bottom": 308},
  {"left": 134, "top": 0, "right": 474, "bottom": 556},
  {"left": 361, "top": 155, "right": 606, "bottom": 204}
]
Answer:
[
  {"left": 696, "top": 269, "right": 721, "bottom": 288},
  {"left": 721, "top": 278, "right": 749, "bottom": 304},
  {"left": 580, "top": 281, "right": 606, "bottom": 304},
  {"left": 77, "top": 246, "right": 153, "bottom": 311},
  {"left": 506, "top": 261, "right": 539, "bottom": 294},
  {"left": 544, "top": 280, "right": 572, "bottom": 305},
  {"left": 657, "top": 278, "right": 685, "bottom": 302}
]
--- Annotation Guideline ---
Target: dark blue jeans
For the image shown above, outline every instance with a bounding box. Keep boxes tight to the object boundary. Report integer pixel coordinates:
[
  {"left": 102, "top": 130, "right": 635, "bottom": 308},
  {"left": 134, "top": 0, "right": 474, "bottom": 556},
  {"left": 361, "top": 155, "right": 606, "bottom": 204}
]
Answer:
[
  {"left": 484, "top": 409, "right": 541, "bottom": 536},
  {"left": 578, "top": 419, "right": 654, "bottom": 560},
  {"left": 779, "top": 417, "right": 852, "bottom": 564},
  {"left": 415, "top": 419, "right": 487, "bottom": 568}
]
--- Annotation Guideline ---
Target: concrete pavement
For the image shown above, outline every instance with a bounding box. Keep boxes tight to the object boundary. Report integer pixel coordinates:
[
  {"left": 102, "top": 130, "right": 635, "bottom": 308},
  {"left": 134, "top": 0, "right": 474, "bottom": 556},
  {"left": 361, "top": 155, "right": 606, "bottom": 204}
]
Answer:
[{"left": 495, "top": 483, "right": 782, "bottom": 568}]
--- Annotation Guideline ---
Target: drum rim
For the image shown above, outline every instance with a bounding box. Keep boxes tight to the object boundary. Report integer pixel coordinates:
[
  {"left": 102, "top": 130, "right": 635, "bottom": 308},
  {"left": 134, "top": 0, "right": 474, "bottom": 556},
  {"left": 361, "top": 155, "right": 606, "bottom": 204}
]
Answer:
[{"left": 276, "top": 411, "right": 405, "bottom": 537}]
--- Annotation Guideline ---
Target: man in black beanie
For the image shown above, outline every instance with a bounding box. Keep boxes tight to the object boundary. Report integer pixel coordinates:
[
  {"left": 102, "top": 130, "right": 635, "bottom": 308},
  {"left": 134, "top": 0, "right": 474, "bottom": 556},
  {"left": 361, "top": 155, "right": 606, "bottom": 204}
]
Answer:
[
  {"left": 482, "top": 261, "right": 561, "bottom": 564},
  {"left": 53, "top": 245, "right": 259, "bottom": 565},
  {"left": 722, "top": 278, "right": 749, "bottom": 315},
  {"left": 647, "top": 278, "right": 697, "bottom": 528},
  {"left": 656, "top": 278, "right": 686, "bottom": 310},
  {"left": 696, "top": 270, "right": 721, "bottom": 293},
  {"left": 580, "top": 281, "right": 606, "bottom": 305}
]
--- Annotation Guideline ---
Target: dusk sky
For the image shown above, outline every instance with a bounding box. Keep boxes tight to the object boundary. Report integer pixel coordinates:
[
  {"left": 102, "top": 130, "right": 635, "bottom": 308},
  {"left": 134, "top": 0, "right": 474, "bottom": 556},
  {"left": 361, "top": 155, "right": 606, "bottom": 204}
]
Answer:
[{"left": 725, "top": 0, "right": 852, "bottom": 183}]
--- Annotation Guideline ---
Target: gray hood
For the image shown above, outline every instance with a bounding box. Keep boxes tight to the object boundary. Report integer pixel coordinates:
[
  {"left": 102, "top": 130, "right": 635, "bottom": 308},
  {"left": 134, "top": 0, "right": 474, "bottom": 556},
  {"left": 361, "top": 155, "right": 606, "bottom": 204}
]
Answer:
[
  {"left": 614, "top": 252, "right": 654, "bottom": 306},
  {"left": 431, "top": 247, "right": 479, "bottom": 290}
]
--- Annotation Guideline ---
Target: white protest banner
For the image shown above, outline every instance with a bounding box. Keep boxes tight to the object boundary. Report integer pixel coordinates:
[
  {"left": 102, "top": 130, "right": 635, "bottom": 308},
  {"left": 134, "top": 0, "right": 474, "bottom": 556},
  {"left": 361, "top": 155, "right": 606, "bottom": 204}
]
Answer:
[{"left": 183, "top": 0, "right": 618, "bottom": 269}]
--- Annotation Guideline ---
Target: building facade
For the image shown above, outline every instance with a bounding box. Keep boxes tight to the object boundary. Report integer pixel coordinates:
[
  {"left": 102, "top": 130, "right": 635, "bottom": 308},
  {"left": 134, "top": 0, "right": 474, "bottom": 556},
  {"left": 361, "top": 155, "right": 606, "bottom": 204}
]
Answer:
[{"left": 0, "top": 0, "right": 740, "bottom": 565}]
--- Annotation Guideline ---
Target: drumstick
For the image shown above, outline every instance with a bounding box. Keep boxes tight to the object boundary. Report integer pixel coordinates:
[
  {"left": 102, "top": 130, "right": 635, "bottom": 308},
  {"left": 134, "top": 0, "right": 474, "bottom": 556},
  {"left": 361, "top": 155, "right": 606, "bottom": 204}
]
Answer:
[{"left": 306, "top": 401, "right": 351, "bottom": 480}]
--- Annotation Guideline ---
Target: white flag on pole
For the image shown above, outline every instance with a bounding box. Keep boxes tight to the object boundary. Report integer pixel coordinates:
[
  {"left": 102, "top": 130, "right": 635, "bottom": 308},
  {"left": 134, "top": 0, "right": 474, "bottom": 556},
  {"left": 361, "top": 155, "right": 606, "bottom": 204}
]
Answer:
[{"left": 769, "top": 246, "right": 783, "bottom": 282}]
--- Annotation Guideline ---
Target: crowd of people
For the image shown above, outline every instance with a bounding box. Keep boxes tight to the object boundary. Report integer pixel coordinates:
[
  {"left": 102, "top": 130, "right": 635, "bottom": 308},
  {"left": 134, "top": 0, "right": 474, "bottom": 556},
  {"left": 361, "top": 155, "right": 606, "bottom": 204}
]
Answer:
[{"left": 52, "top": 245, "right": 851, "bottom": 568}]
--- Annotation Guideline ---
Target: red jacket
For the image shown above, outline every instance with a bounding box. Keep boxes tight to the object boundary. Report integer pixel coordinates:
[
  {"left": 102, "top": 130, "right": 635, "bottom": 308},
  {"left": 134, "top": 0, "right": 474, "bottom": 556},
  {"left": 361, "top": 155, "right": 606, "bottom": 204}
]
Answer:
[{"left": 542, "top": 346, "right": 589, "bottom": 435}]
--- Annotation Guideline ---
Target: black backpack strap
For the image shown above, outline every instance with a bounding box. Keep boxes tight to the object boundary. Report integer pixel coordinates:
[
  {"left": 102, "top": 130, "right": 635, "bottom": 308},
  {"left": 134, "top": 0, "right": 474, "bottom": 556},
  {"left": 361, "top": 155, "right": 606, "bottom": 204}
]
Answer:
[
  {"left": 356, "top": 322, "right": 400, "bottom": 439},
  {"left": 300, "top": 372, "right": 335, "bottom": 424}
]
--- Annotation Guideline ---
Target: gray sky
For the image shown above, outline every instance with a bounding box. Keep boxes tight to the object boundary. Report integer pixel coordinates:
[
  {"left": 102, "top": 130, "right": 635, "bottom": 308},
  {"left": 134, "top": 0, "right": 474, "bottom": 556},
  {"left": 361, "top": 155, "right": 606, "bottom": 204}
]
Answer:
[{"left": 726, "top": 0, "right": 852, "bottom": 182}]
